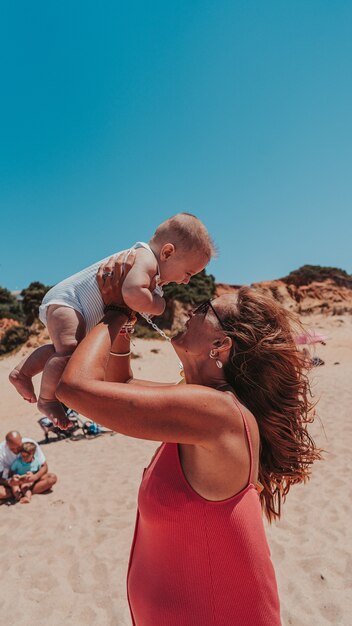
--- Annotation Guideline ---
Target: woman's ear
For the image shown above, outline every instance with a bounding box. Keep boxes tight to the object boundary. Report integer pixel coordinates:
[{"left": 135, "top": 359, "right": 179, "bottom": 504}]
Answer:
[
  {"left": 160, "top": 243, "right": 175, "bottom": 261},
  {"left": 214, "top": 336, "right": 233, "bottom": 354}
]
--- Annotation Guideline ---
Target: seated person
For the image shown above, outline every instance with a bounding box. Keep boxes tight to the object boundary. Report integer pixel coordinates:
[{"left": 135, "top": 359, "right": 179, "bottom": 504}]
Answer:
[
  {"left": 0, "top": 431, "right": 57, "bottom": 503},
  {"left": 9, "top": 442, "right": 43, "bottom": 504}
]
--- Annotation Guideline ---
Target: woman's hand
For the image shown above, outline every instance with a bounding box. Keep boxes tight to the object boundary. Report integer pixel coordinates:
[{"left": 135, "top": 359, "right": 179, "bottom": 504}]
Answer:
[{"left": 97, "top": 250, "right": 136, "bottom": 307}]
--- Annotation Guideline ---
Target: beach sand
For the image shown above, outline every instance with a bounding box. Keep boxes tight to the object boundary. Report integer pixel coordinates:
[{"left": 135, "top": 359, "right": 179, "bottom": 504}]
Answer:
[{"left": 0, "top": 316, "right": 351, "bottom": 626}]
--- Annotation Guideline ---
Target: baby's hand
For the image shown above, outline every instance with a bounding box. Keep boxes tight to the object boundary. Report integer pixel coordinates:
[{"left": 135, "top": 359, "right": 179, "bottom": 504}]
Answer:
[{"left": 24, "top": 472, "right": 36, "bottom": 481}]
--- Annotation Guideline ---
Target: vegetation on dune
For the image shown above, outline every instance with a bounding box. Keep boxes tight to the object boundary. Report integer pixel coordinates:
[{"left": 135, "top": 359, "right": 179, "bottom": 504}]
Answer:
[
  {"left": 1, "top": 265, "right": 352, "bottom": 354},
  {"left": 281, "top": 265, "right": 352, "bottom": 288},
  {"left": 163, "top": 269, "right": 216, "bottom": 303},
  {"left": 0, "top": 271, "right": 215, "bottom": 351},
  {"left": 134, "top": 270, "right": 216, "bottom": 339},
  {"left": 21, "top": 281, "right": 51, "bottom": 325},
  {"left": 0, "top": 287, "right": 24, "bottom": 322},
  {"left": 134, "top": 323, "right": 165, "bottom": 340},
  {"left": 0, "top": 281, "right": 51, "bottom": 355},
  {"left": 0, "top": 324, "right": 29, "bottom": 355}
]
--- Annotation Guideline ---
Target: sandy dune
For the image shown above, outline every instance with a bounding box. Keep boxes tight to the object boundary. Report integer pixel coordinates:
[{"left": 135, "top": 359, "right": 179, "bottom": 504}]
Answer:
[{"left": 0, "top": 316, "right": 351, "bottom": 625}]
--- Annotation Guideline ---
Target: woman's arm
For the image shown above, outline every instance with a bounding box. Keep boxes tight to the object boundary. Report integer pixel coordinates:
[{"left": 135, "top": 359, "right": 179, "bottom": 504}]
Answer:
[
  {"left": 106, "top": 322, "right": 179, "bottom": 386},
  {"left": 105, "top": 319, "right": 133, "bottom": 383},
  {"left": 96, "top": 252, "right": 172, "bottom": 386},
  {"left": 57, "top": 313, "right": 237, "bottom": 445}
]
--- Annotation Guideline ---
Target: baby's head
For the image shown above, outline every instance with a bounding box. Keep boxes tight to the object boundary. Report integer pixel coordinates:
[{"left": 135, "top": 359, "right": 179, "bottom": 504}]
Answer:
[
  {"left": 20, "top": 441, "right": 36, "bottom": 463},
  {"left": 150, "top": 213, "right": 216, "bottom": 285}
]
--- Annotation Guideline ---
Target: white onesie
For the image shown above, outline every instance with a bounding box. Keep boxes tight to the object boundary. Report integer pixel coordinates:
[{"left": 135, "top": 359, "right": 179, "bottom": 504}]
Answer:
[{"left": 39, "top": 242, "right": 160, "bottom": 333}]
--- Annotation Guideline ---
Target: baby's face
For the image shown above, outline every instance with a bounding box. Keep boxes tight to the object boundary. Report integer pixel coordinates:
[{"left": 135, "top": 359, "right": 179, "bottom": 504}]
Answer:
[
  {"left": 21, "top": 451, "right": 34, "bottom": 463},
  {"left": 159, "top": 250, "right": 208, "bottom": 286}
]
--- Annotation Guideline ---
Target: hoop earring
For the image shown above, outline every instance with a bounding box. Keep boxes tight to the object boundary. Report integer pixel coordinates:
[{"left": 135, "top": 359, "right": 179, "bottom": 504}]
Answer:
[{"left": 209, "top": 349, "right": 223, "bottom": 369}]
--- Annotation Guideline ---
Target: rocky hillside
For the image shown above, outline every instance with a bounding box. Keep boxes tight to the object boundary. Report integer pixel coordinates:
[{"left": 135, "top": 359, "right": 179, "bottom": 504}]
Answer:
[
  {"left": 1, "top": 265, "right": 351, "bottom": 355},
  {"left": 216, "top": 265, "right": 352, "bottom": 317}
]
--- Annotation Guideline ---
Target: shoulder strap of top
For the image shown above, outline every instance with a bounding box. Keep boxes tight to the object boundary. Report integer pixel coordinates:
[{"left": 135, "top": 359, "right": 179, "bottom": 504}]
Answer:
[
  {"left": 133, "top": 241, "right": 152, "bottom": 252},
  {"left": 132, "top": 242, "right": 160, "bottom": 277},
  {"left": 227, "top": 392, "right": 254, "bottom": 486}
]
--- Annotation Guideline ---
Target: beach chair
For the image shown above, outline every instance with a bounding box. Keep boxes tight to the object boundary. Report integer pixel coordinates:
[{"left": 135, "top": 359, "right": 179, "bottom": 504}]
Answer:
[
  {"left": 37, "top": 414, "right": 80, "bottom": 442},
  {"left": 38, "top": 409, "right": 106, "bottom": 442}
]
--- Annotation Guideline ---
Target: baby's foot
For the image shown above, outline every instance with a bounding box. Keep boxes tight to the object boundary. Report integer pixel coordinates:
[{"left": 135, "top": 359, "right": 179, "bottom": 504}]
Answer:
[
  {"left": 9, "top": 369, "right": 37, "bottom": 403},
  {"left": 37, "top": 398, "right": 73, "bottom": 431},
  {"left": 55, "top": 415, "right": 74, "bottom": 431},
  {"left": 20, "top": 490, "right": 32, "bottom": 504}
]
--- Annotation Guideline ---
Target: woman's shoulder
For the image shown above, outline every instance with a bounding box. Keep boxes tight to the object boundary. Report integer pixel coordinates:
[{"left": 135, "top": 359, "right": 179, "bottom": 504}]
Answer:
[{"left": 218, "top": 388, "right": 259, "bottom": 441}]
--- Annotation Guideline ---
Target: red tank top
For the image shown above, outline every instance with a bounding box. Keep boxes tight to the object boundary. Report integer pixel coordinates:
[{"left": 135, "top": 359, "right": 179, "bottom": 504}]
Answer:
[{"left": 127, "top": 398, "right": 281, "bottom": 626}]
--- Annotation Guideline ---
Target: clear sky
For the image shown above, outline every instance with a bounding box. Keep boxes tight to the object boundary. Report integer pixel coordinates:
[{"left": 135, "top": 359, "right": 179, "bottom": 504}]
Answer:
[{"left": 1, "top": 1, "right": 351, "bottom": 291}]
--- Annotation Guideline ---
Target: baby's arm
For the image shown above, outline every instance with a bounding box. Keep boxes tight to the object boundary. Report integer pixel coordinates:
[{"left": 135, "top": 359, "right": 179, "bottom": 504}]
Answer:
[{"left": 122, "top": 250, "right": 165, "bottom": 315}]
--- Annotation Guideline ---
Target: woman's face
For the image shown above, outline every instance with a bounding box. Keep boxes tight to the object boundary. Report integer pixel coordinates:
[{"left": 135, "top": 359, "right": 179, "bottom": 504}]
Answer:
[{"left": 172, "top": 295, "right": 234, "bottom": 357}]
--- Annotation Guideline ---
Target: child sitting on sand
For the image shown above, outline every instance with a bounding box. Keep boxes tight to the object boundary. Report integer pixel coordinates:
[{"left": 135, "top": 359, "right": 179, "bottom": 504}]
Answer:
[
  {"left": 9, "top": 442, "right": 42, "bottom": 504},
  {"left": 10, "top": 213, "right": 215, "bottom": 429}
]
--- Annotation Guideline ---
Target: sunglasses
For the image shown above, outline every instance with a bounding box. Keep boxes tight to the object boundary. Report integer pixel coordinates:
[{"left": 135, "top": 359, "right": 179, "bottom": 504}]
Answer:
[{"left": 192, "top": 299, "right": 227, "bottom": 331}]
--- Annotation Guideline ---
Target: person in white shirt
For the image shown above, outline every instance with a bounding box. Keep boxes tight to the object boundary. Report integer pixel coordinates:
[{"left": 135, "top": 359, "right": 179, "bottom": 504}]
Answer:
[{"left": 0, "top": 431, "right": 57, "bottom": 503}]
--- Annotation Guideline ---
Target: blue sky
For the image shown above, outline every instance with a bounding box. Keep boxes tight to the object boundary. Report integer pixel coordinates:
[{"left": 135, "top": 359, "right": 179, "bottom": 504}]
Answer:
[{"left": 1, "top": 1, "right": 351, "bottom": 290}]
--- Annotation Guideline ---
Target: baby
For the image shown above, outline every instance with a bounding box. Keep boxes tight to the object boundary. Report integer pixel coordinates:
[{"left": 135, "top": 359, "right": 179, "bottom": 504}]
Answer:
[
  {"left": 9, "top": 442, "right": 41, "bottom": 504},
  {"left": 10, "top": 213, "right": 215, "bottom": 428}
]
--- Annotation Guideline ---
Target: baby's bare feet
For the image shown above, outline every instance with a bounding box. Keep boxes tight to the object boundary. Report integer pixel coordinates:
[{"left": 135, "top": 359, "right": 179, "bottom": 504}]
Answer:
[
  {"left": 55, "top": 415, "right": 74, "bottom": 431},
  {"left": 20, "top": 490, "right": 32, "bottom": 504},
  {"left": 37, "top": 398, "right": 73, "bottom": 431},
  {"left": 9, "top": 369, "right": 37, "bottom": 403}
]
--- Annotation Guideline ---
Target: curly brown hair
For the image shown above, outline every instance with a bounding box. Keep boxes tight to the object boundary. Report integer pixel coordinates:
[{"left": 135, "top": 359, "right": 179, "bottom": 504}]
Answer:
[{"left": 222, "top": 287, "right": 322, "bottom": 522}]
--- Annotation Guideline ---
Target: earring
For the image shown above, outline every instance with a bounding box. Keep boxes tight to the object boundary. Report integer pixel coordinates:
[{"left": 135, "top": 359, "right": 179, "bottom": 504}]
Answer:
[{"left": 209, "top": 349, "right": 223, "bottom": 369}]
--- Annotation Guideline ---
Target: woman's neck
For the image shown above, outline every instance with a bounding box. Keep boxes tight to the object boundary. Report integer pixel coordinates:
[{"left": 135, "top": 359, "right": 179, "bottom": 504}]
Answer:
[{"left": 182, "top": 359, "right": 228, "bottom": 390}]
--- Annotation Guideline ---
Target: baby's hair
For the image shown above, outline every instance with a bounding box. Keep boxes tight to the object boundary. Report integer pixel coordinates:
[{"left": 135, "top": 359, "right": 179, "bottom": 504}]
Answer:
[
  {"left": 150, "top": 213, "right": 217, "bottom": 260},
  {"left": 21, "top": 442, "right": 36, "bottom": 456}
]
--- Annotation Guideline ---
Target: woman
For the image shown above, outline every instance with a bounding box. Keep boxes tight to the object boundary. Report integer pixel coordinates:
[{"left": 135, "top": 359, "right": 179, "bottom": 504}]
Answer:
[{"left": 57, "top": 253, "right": 321, "bottom": 626}]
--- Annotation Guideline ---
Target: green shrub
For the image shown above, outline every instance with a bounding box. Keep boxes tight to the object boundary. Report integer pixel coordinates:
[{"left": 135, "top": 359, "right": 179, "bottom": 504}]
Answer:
[
  {"left": 21, "top": 281, "right": 51, "bottom": 325},
  {"left": 0, "top": 325, "right": 29, "bottom": 355},
  {"left": 163, "top": 269, "right": 216, "bottom": 304},
  {"left": 134, "top": 323, "right": 166, "bottom": 339},
  {"left": 0, "top": 287, "right": 24, "bottom": 322},
  {"left": 281, "top": 265, "right": 352, "bottom": 288},
  {"left": 133, "top": 270, "right": 216, "bottom": 337}
]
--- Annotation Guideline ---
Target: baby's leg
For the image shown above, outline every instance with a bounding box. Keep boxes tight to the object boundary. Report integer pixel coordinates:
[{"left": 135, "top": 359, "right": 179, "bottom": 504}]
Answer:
[
  {"left": 9, "top": 344, "right": 55, "bottom": 403},
  {"left": 37, "top": 305, "right": 86, "bottom": 430},
  {"left": 19, "top": 489, "right": 32, "bottom": 504},
  {"left": 10, "top": 484, "right": 23, "bottom": 501}
]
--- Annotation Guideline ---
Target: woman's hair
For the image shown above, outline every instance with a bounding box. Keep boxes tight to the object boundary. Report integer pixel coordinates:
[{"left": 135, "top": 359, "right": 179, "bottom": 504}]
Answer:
[
  {"left": 222, "top": 286, "right": 322, "bottom": 523},
  {"left": 21, "top": 442, "right": 36, "bottom": 456}
]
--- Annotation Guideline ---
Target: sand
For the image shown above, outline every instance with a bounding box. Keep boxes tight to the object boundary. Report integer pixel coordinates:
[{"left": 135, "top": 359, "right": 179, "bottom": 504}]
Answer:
[{"left": 0, "top": 316, "right": 351, "bottom": 626}]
